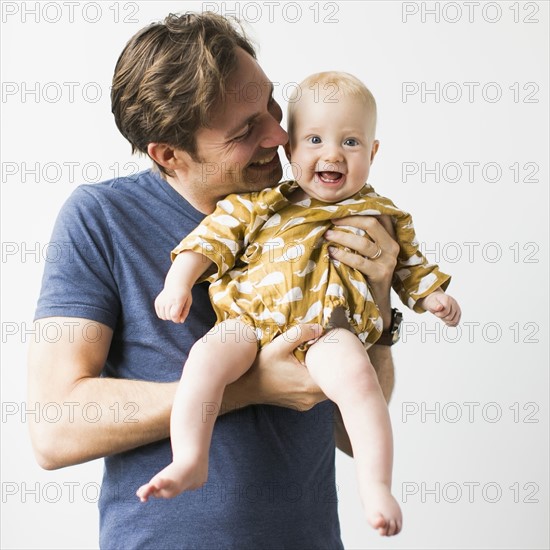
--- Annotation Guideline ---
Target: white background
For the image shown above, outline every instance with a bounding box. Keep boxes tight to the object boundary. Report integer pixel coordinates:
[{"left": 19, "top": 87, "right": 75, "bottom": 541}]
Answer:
[{"left": 1, "top": 1, "right": 549, "bottom": 548}]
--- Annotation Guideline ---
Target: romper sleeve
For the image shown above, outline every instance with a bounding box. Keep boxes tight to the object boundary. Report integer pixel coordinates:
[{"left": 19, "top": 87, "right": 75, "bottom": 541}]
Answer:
[
  {"left": 359, "top": 184, "right": 451, "bottom": 314},
  {"left": 171, "top": 193, "right": 255, "bottom": 283},
  {"left": 391, "top": 209, "right": 451, "bottom": 313}
]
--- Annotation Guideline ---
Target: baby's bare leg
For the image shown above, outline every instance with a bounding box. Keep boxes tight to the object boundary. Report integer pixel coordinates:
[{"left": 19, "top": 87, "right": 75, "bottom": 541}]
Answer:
[
  {"left": 137, "top": 320, "right": 257, "bottom": 502},
  {"left": 305, "top": 329, "right": 402, "bottom": 536}
]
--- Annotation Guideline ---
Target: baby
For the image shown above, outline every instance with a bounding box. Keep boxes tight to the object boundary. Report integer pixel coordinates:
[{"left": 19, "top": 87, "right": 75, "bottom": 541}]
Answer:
[{"left": 137, "top": 72, "right": 461, "bottom": 537}]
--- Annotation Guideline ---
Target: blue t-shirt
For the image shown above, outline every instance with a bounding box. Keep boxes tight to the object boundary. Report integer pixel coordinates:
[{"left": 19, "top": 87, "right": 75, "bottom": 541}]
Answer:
[{"left": 35, "top": 170, "right": 343, "bottom": 550}]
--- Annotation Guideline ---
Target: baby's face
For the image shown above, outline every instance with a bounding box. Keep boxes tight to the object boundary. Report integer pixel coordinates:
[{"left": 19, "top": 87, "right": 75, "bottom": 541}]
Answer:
[{"left": 288, "top": 89, "right": 378, "bottom": 203}]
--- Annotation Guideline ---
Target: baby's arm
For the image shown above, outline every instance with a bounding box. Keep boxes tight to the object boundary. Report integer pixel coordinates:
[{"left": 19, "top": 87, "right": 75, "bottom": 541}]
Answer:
[
  {"left": 417, "top": 289, "right": 461, "bottom": 327},
  {"left": 155, "top": 251, "right": 213, "bottom": 323}
]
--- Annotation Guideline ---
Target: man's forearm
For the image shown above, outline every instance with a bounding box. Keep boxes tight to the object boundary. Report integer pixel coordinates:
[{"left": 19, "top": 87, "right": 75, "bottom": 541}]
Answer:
[
  {"left": 30, "top": 376, "right": 177, "bottom": 469},
  {"left": 32, "top": 374, "right": 264, "bottom": 470},
  {"left": 369, "top": 344, "right": 395, "bottom": 403},
  {"left": 28, "top": 318, "right": 259, "bottom": 470},
  {"left": 29, "top": 318, "right": 330, "bottom": 470}
]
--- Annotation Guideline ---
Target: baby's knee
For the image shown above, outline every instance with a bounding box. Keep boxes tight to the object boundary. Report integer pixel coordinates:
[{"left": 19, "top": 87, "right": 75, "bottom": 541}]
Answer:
[
  {"left": 341, "top": 354, "right": 377, "bottom": 385},
  {"left": 336, "top": 346, "right": 378, "bottom": 386}
]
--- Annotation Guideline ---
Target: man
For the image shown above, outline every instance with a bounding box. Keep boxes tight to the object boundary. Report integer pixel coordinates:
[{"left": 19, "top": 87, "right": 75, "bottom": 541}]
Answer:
[{"left": 28, "top": 12, "right": 400, "bottom": 548}]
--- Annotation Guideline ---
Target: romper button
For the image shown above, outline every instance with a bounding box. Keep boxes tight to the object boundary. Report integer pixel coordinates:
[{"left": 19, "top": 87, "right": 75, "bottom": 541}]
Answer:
[{"left": 242, "top": 242, "right": 262, "bottom": 264}]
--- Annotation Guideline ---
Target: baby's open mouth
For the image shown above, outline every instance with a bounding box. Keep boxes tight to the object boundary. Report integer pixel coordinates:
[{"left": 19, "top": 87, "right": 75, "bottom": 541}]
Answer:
[{"left": 316, "top": 171, "right": 344, "bottom": 184}]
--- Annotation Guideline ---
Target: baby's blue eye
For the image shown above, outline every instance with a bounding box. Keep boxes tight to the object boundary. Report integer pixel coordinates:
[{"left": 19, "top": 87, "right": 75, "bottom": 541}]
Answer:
[
  {"left": 344, "top": 138, "right": 358, "bottom": 146},
  {"left": 310, "top": 136, "right": 322, "bottom": 144}
]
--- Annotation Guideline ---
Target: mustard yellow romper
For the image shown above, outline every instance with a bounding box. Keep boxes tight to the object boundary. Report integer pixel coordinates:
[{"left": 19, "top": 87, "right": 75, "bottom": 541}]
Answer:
[{"left": 173, "top": 181, "right": 451, "bottom": 361}]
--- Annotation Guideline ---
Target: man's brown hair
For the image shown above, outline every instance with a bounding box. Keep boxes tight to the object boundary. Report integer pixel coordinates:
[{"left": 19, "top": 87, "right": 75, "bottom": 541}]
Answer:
[{"left": 111, "top": 12, "right": 256, "bottom": 176}]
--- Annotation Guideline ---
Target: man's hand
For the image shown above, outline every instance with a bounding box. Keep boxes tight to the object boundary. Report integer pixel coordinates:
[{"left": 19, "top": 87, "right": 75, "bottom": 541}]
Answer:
[
  {"left": 225, "top": 324, "right": 327, "bottom": 412},
  {"left": 419, "top": 291, "right": 461, "bottom": 327},
  {"left": 324, "top": 215, "right": 399, "bottom": 328},
  {"left": 326, "top": 215, "right": 398, "bottom": 284}
]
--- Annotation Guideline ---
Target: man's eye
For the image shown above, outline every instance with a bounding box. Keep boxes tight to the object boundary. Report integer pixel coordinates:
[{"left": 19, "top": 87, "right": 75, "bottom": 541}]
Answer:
[
  {"left": 344, "top": 138, "right": 358, "bottom": 146},
  {"left": 234, "top": 126, "right": 253, "bottom": 141},
  {"left": 310, "top": 136, "right": 322, "bottom": 144}
]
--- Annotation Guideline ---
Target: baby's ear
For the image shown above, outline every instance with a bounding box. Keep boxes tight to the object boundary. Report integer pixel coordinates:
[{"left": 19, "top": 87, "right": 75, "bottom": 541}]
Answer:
[
  {"left": 284, "top": 142, "right": 292, "bottom": 162},
  {"left": 370, "top": 140, "right": 380, "bottom": 163}
]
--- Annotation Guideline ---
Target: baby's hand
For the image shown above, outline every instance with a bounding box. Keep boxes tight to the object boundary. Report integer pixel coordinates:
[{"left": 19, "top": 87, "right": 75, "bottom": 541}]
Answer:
[
  {"left": 420, "top": 291, "right": 461, "bottom": 327},
  {"left": 154, "top": 286, "right": 192, "bottom": 323}
]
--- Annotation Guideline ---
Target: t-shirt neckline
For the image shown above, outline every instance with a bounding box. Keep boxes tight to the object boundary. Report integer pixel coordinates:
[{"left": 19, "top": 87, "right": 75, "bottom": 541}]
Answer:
[{"left": 150, "top": 169, "right": 206, "bottom": 223}]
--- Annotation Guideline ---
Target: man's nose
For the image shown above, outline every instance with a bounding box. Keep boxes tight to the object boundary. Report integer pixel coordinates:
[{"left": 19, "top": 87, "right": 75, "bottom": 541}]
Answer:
[{"left": 259, "top": 116, "right": 288, "bottom": 148}]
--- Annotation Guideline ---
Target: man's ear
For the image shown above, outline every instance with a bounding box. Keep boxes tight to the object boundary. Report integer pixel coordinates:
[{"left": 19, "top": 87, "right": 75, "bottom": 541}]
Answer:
[
  {"left": 370, "top": 140, "right": 380, "bottom": 164},
  {"left": 147, "top": 143, "right": 190, "bottom": 173}
]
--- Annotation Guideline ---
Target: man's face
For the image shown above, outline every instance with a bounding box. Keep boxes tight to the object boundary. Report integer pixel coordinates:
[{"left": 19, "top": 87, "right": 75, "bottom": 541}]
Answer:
[
  {"left": 184, "top": 48, "right": 288, "bottom": 203},
  {"left": 289, "top": 89, "right": 378, "bottom": 203}
]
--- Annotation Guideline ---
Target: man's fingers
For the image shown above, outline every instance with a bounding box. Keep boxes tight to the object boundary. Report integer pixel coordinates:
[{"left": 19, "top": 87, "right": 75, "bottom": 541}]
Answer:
[
  {"left": 333, "top": 215, "right": 396, "bottom": 248},
  {"left": 325, "top": 229, "right": 380, "bottom": 258},
  {"left": 326, "top": 216, "right": 399, "bottom": 284},
  {"left": 377, "top": 215, "right": 396, "bottom": 239},
  {"left": 328, "top": 245, "right": 370, "bottom": 271}
]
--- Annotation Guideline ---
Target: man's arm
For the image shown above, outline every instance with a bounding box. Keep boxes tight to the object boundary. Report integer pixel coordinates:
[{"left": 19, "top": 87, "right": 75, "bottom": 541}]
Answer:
[
  {"left": 28, "top": 318, "right": 325, "bottom": 470},
  {"left": 28, "top": 318, "right": 173, "bottom": 469}
]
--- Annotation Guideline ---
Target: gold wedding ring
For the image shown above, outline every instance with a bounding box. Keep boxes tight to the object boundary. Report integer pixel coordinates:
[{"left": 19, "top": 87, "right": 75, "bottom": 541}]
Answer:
[{"left": 367, "top": 245, "right": 382, "bottom": 260}]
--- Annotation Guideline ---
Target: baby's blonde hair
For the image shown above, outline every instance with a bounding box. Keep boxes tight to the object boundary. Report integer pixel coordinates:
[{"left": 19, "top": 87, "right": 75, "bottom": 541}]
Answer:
[{"left": 287, "top": 71, "right": 377, "bottom": 141}]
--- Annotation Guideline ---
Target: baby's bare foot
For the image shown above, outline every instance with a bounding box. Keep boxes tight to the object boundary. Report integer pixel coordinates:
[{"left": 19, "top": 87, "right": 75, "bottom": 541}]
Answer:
[
  {"left": 136, "top": 457, "right": 208, "bottom": 502},
  {"left": 362, "top": 482, "right": 403, "bottom": 536}
]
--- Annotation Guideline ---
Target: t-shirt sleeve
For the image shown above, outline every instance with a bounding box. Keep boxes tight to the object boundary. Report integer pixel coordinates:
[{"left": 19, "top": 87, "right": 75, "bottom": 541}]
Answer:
[
  {"left": 392, "top": 209, "right": 451, "bottom": 313},
  {"left": 171, "top": 194, "right": 254, "bottom": 283},
  {"left": 34, "top": 186, "right": 120, "bottom": 328}
]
